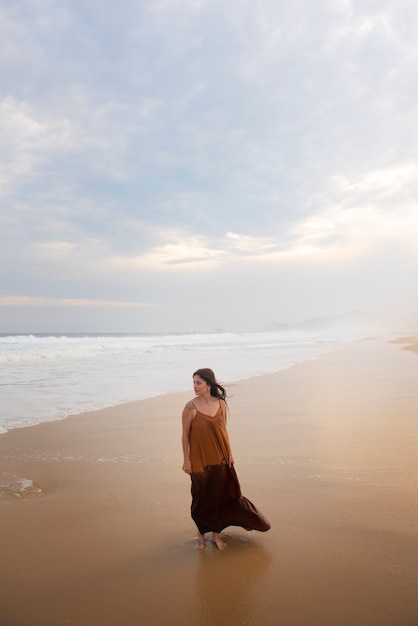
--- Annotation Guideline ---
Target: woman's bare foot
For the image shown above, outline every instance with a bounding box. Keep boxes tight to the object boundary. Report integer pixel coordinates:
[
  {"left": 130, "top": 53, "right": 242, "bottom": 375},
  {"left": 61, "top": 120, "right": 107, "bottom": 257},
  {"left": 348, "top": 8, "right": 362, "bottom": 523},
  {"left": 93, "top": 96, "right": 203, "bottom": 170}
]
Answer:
[
  {"left": 212, "top": 532, "right": 226, "bottom": 550},
  {"left": 196, "top": 532, "right": 205, "bottom": 549}
]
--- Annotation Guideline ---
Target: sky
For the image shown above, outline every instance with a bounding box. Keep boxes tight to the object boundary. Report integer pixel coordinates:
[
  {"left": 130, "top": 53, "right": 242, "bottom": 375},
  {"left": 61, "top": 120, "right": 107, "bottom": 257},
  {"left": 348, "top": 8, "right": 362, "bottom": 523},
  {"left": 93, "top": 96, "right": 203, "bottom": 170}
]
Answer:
[{"left": 1, "top": 0, "right": 418, "bottom": 333}]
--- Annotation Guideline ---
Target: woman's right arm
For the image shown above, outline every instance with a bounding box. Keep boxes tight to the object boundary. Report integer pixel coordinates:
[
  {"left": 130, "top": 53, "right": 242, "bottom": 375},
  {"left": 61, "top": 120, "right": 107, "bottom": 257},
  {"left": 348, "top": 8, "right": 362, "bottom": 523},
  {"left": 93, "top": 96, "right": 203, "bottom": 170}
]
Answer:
[
  {"left": 220, "top": 399, "right": 234, "bottom": 467},
  {"left": 181, "top": 402, "right": 195, "bottom": 474}
]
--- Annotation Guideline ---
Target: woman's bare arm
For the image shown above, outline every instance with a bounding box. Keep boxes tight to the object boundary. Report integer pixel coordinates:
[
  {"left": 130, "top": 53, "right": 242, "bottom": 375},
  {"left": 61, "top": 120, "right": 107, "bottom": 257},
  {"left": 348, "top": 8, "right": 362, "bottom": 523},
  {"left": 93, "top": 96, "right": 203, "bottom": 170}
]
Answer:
[
  {"left": 181, "top": 402, "right": 195, "bottom": 474},
  {"left": 220, "top": 399, "right": 234, "bottom": 467}
]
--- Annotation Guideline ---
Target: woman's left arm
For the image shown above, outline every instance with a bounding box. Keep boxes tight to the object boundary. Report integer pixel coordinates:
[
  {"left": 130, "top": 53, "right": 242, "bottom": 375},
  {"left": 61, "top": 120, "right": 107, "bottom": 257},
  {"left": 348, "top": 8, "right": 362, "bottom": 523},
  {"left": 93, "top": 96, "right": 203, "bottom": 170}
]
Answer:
[{"left": 221, "top": 400, "right": 234, "bottom": 467}]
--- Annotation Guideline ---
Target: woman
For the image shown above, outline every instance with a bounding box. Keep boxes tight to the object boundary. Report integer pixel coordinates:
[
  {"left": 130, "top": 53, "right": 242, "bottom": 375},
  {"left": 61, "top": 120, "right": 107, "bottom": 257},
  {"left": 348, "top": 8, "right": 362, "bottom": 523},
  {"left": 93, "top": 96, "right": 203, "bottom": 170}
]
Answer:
[{"left": 182, "top": 368, "right": 270, "bottom": 549}]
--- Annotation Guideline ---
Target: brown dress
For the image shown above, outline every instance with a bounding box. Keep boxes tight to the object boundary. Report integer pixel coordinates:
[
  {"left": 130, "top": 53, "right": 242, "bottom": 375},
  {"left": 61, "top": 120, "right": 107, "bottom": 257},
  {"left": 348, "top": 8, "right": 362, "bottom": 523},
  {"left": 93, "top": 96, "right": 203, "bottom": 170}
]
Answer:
[{"left": 189, "top": 403, "right": 271, "bottom": 534}]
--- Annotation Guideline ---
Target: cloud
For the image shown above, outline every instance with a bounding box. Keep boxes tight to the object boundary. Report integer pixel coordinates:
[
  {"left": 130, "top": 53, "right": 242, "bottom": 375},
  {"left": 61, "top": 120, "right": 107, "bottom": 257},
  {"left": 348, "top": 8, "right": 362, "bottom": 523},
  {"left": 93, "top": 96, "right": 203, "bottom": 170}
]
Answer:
[
  {"left": 293, "top": 205, "right": 418, "bottom": 259},
  {"left": 0, "top": 296, "right": 152, "bottom": 308},
  {"left": 334, "top": 163, "right": 418, "bottom": 200},
  {"left": 0, "top": 97, "right": 75, "bottom": 192},
  {"left": 1, "top": 0, "right": 418, "bottom": 331}
]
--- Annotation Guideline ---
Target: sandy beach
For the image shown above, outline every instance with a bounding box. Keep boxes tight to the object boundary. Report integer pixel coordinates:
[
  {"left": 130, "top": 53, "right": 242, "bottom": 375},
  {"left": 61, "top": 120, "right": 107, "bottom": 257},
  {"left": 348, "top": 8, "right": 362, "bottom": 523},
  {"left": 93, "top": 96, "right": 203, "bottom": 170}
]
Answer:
[{"left": 1, "top": 336, "right": 418, "bottom": 626}]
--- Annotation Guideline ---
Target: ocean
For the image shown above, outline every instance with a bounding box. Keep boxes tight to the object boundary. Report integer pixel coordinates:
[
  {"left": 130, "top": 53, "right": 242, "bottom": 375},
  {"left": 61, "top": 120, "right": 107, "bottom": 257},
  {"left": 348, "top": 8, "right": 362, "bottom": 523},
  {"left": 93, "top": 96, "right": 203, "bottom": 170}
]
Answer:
[{"left": 0, "top": 329, "right": 360, "bottom": 434}]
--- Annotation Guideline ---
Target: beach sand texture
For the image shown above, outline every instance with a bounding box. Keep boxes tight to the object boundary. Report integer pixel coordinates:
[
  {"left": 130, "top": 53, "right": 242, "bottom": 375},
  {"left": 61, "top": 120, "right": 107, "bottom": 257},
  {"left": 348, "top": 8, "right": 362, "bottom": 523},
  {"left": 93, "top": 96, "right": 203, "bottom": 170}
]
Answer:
[{"left": 1, "top": 338, "right": 418, "bottom": 626}]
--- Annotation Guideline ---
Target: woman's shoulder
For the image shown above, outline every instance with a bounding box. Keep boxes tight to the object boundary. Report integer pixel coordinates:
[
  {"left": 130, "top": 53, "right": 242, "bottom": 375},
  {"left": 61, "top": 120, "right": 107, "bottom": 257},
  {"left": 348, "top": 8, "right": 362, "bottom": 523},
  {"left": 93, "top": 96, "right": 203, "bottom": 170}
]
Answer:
[
  {"left": 219, "top": 398, "right": 228, "bottom": 419},
  {"left": 184, "top": 399, "right": 197, "bottom": 411}
]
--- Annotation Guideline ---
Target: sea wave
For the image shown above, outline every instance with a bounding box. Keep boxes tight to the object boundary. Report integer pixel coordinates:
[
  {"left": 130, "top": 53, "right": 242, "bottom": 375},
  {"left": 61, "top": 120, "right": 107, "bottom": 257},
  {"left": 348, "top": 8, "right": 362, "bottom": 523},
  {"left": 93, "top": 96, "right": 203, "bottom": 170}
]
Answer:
[{"left": 0, "top": 329, "right": 360, "bottom": 433}]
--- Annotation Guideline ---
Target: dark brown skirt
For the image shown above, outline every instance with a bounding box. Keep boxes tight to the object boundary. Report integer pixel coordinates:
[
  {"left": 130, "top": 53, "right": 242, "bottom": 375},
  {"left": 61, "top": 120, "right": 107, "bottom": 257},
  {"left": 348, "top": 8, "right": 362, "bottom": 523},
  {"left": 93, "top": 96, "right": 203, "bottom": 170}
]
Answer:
[{"left": 190, "top": 463, "right": 271, "bottom": 534}]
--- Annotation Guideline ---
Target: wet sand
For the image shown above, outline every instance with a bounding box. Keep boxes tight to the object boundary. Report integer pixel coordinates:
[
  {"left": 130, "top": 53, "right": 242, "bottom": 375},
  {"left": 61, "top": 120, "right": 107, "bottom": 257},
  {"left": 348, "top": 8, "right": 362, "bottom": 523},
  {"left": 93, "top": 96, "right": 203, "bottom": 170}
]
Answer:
[{"left": 1, "top": 337, "right": 418, "bottom": 625}]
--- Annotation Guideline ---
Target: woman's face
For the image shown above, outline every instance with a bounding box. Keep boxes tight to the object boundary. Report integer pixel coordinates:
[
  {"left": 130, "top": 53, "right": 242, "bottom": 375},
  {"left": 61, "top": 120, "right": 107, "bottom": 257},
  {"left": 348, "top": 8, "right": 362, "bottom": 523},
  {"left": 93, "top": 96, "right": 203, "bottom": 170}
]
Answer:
[{"left": 193, "top": 375, "right": 210, "bottom": 396}]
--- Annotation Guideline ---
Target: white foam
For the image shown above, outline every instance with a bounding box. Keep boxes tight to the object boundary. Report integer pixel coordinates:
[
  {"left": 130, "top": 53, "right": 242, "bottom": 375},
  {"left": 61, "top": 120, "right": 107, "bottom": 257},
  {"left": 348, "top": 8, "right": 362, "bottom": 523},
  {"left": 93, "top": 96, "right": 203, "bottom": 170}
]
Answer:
[{"left": 0, "top": 475, "right": 42, "bottom": 498}]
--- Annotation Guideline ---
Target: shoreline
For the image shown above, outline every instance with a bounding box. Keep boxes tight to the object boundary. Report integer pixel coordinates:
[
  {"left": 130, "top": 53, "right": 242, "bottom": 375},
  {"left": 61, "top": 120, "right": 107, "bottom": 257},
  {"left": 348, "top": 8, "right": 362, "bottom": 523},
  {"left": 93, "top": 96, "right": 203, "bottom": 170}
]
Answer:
[
  {"left": 0, "top": 334, "right": 356, "bottom": 440},
  {"left": 1, "top": 336, "right": 418, "bottom": 625},
  {"left": 0, "top": 329, "right": 364, "bottom": 435}
]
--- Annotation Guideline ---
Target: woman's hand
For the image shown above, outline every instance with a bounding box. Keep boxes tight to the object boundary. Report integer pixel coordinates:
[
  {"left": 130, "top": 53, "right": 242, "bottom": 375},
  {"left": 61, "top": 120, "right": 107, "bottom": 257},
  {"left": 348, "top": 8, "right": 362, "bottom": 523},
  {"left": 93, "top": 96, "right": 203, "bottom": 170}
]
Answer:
[
  {"left": 182, "top": 460, "right": 192, "bottom": 474},
  {"left": 228, "top": 454, "right": 235, "bottom": 468}
]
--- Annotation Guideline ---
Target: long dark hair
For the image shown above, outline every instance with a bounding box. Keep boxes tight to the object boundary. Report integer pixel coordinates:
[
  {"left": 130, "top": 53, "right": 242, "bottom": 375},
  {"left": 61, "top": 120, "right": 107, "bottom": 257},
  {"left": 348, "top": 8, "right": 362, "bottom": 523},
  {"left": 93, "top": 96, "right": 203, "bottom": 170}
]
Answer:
[{"left": 193, "top": 368, "right": 227, "bottom": 401}]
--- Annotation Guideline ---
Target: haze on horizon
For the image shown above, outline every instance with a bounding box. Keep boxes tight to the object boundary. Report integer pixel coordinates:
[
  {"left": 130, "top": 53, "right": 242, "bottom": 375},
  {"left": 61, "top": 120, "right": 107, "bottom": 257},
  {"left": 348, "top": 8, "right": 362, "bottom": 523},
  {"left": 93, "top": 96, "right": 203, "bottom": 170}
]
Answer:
[{"left": 1, "top": 0, "right": 418, "bottom": 334}]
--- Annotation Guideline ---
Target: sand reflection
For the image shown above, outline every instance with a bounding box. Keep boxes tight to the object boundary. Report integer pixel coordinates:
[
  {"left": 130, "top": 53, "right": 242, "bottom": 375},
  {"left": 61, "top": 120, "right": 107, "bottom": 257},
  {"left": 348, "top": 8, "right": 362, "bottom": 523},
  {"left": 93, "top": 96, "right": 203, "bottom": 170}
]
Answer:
[{"left": 194, "top": 533, "right": 272, "bottom": 626}]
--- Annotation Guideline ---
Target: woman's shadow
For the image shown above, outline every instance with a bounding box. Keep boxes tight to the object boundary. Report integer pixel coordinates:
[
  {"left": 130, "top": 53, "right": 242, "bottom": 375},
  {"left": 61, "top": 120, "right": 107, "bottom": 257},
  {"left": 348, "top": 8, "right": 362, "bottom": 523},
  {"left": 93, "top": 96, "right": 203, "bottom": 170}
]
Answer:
[{"left": 194, "top": 532, "right": 272, "bottom": 626}]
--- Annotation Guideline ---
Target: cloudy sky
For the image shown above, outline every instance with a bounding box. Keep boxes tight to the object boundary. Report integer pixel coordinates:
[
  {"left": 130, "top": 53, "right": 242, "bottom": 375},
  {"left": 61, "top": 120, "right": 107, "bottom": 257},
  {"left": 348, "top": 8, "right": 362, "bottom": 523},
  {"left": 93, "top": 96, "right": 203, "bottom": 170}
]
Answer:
[{"left": 1, "top": 0, "right": 418, "bottom": 333}]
